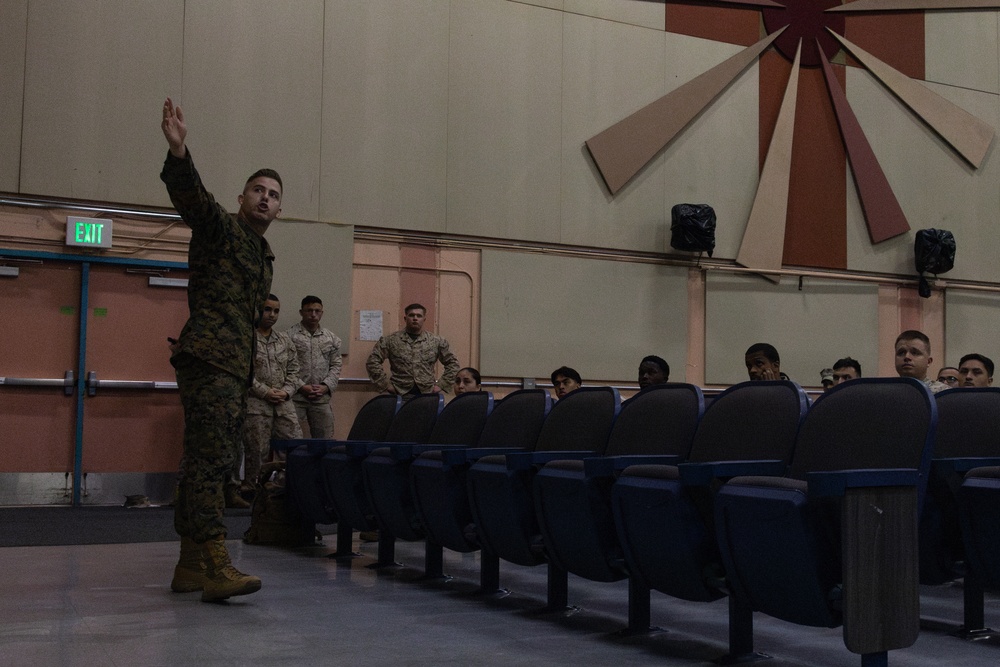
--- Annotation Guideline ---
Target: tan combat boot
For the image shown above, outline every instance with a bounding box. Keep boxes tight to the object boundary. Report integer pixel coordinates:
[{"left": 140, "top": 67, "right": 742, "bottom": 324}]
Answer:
[
  {"left": 225, "top": 485, "right": 251, "bottom": 509},
  {"left": 171, "top": 536, "right": 208, "bottom": 593},
  {"left": 201, "top": 537, "right": 262, "bottom": 602}
]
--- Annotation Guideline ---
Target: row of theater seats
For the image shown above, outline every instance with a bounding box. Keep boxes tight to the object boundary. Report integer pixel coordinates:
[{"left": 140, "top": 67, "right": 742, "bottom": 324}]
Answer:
[{"left": 278, "top": 379, "right": 1000, "bottom": 667}]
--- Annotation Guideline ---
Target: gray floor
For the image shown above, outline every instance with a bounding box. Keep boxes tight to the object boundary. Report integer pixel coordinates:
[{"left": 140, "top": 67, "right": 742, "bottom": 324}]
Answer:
[{"left": 2, "top": 535, "right": 998, "bottom": 666}]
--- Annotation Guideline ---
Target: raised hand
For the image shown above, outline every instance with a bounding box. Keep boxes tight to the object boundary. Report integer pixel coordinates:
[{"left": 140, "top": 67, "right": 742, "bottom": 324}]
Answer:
[{"left": 161, "top": 98, "right": 187, "bottom": 158}]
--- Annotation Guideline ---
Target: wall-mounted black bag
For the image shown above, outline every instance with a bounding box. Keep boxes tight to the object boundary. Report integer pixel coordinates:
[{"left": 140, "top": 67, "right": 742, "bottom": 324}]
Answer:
[
  {"left": 914, "top": 228, "right": 956, "bottom": 298},
  {"left": 670, "top": 203, "right": 716, "bottom": 257}
]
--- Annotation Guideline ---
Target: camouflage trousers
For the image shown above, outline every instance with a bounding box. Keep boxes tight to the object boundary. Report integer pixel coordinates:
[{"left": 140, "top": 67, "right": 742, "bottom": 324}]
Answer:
[
  {"left": 173, "top": 353, "right": 246, "bottom": 543},
  {"left": 293, "top": 399, "right": 335, "bottom": 439},
  {"left": 241, "top": 402, "right": 302, "bottom": 484}
]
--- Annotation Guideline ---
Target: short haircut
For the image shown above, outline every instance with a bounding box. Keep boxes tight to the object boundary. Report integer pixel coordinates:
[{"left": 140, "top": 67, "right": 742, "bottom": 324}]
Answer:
[
  {"left": 550, "top": 366, "right": 582, "bottom": 385},
  {"left": 246, "top": 168, "right": 282, "bottom": 194},
  {"left": 745, "top": 343, "right": 779, "bottom": 364},
  {"left": 641, "top": 355, "right": 670, "bottom": 379},
  {"left": 895, "top": 329, "right": 930, "bottom": 350},
  {"left": 404, "top": 303, "right": 426, "bottom": 315},
  {"left": 266, "top": 293, "right": 279, "bottom": 302},
  {"left": 457, "top": 367, "right": 482, "bottom": 385},
  {"left": 301, "top": 295, "right": 322, "bottom": 307},
  {"left": 960, "top": 353, "right": 995, "bottom": 378},
  {"left": 833, "top": 357, "right": 862, "bottom": 377}
]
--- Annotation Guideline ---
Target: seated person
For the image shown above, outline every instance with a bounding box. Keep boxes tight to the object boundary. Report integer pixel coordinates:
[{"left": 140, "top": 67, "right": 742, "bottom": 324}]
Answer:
[
  {"left": 831, "top": 357, "right": 861, "bottom": 385},
  {"left": 959, "top": 353, "right": 994, "bottom": 388},
  {"left": 550, "top": 366, "right": 582, "bottom": 399},
  {"left": 453, "top": 367, "right": 482, "bottom": 396},
  {"left": 894, "top": 329, "right": 949, "bottom": 394},
  {"left": 935, "top": 366, "right": 961, "bottom": 388},
  {"left": 820, "top": 368, "right": 835, "bottom": 392},
  {"left": 638, "top": 355, "right": 670, "bottom": 389},
  {"left": 744, "top": 343, "right": 789, "bottom": 381}
]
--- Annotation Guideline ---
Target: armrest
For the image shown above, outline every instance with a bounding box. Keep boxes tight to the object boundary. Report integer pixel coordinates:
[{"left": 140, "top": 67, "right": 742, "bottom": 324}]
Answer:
[
  {"left": 344, "top": 440, "right": 382, "bottom": 457},
  {"left": 933, "top": 457, "right": 1000, "bottom": 476},
  {"left": 272, "top": 437, "right": 332, "bottom": 455},
  {"left": 505, "top": 451, "right": 595, "bottom": 471},
  {"left": 385, "top": 443, "right": 467, "bottom": 462},
  {"left": 441, "top": 447, "right": 523, "bottom": 466},
  {"left": 584, "top": 454, "right": 683, "bottom": 478},
  {"left": 807, "top": 468, "right": 920, "bottom": 499},
  {"left": 679, "top": 460, "right": 787, "bottom": 486}
]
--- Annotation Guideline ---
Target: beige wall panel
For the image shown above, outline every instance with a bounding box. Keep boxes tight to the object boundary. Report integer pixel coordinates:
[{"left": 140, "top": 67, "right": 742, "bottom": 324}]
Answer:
[
  {"left": 446, "top": 1, "right": 563, "bottom": 241},
  {"left": 705, "top": 273, "right": 879, "bottom": 387},
  {"left": 564, "top": 0, "right": 664, "bottom": 30},
  {"left": 662, "top": 35, "right": 759, "bottom": 261},
  {"left": 437, "top": 248, "right": 481, "bottom": 371},
  {"left": 0, "top": 0, "right": 27, "bottom": 192},
  {"left": 845, "top": 68, "right": 1000, "bottom": 283},
  {"left": 925, "top": 11, "right": 998, "bottom": 94},
  {"left": 266, "top": 221, "right": 354, "bottom": 356},
  {"left": 20, "top": 0, "right": 183, "bottom": 203},
  {"left": 321, "top": 0, "right": 449, "bottom": 232},
  {"left": 511, "top": 0, "right": 564, "bottom": 11},
  {"left": 178, "top": 0, "right": 323, "bottom": 221},
  {"left": 944, "top": 290, "right": 1000, "bottom": 370},
  {"left": 480, "top": 249, "right": 688, "bottom": 382},
  {"left": 560, "top": 14, "right": 668, "bottom": 250}
]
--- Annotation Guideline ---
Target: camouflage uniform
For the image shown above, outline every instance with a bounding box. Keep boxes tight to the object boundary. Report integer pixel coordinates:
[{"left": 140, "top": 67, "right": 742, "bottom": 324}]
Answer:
[
  {"left": 287, "top": 322, "right": 343, "bottom": 438},
  {"left": 365, "top": 329, "right": 460, "bottom": 395},
  {"left": 241, "top": 329, "right": 303, "bottom": 485},
  {"left": 161, "top": 150, "right": 274, "bottom": 544}
]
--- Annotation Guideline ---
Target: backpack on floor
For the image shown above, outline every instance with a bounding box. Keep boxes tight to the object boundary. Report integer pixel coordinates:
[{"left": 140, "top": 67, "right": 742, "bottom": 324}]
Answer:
[{"left": 243, "top": 462, "right": 315, "bottom": 547}]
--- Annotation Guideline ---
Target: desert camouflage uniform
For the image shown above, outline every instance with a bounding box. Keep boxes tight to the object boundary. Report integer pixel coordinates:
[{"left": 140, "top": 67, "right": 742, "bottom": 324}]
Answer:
[
  {"left": 162, "top": 149, "right": 274, "bottom": 544},
  {"left": 241, "top": 329, "right": 303, "bottom": 484},
  {"left": 365, "top": 329, "right": 460, "bottom": 395},
  {"left": 287, "top": 322, "right": 343, "bottom": 438}
]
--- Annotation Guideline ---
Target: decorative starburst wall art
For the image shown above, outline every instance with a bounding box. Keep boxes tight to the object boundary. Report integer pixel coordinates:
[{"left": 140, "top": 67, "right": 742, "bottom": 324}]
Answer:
[{"left": 586, "top": 1, "right": 997, "bottom": 275}]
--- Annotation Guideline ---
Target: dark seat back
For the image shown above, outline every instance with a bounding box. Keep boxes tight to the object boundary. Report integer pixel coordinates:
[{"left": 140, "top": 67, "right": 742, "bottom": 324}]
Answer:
[
  {"left": 383, "top": 393, "right": 445, "bottom": 443},
  {"left": 933, "top": 388, "right": 1000, "bottom": 458},
  {"left": 347, "top": 394, "right": 403, "bottom": 441},
  {"left": 476, "top": 389, "right": 552, "bottom": 448},
  {"left": 604, "top": 383, "right": 704, "bottom": 457},
  {"left": 532, "top": 387, "right": 621, "bottom": 453},
  {"left": 424, "top": 391, "right": 494, "bottom": 445},
  {"left": 788, "top": 377, "right": 936, "bottom": 480},
  {"left": 689, "top": 380, "right": 807, "bottom": 464}
]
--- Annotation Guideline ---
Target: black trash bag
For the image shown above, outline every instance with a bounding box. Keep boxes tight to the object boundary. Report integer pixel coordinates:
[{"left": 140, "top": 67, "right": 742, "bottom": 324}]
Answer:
[
  {"left": 670, "top": 204, "right": 716, "bottom": 257},
  {"left": 914, "top": 228, "right": 956, "bottom": 298}
]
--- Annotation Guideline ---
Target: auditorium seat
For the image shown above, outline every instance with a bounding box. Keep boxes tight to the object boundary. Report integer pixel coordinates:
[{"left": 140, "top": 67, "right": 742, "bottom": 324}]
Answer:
[
  {"left": 714, "top": 377, "right": 936, "bottom": 665},
  {"left": 320, "top": 393, "right": 444, "bottom": 561},
  {"left": 466, "top": 386, "right": 620, "bottom": 604},
  {"left": 532, "top": 383, "right": 704, "bottom": 628},
  {"left": 921, "top": 387, "right": 1000, "bottom": 638},
  {"left": 611, "top": 380, "right": 807, "bottom": 640},
  {"left": 361, "top": 391, "right": 494, "bottom": 572},
  {"left": 409, "top": 389, "right": 552, "bottom": 589},
  {"left": 282, "top": 393, "right": 402, "bottom": 549}
]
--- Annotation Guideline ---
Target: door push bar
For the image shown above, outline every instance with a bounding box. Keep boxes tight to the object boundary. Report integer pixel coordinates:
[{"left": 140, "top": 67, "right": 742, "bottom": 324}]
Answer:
[
  {"left": 86, "top": 371, "right": 178, "bottom": 396},
  {"left": 0, "top": 370, "right": 75, "bottom": 396}
]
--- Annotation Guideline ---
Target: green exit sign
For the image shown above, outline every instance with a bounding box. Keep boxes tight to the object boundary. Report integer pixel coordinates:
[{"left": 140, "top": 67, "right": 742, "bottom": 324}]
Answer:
[{"left": 66, "top": 217, "right": 113, "bottom": 249}]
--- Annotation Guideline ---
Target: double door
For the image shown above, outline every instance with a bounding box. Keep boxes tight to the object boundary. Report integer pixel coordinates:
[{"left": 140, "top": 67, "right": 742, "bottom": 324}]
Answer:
[{"left": 1, "top": 258, "right": 189, "bottom": 505}]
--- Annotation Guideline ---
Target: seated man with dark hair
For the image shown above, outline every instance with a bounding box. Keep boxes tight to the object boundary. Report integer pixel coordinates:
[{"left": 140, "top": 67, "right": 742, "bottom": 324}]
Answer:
[
  {"left": 936, "top": 366, "right": 961, "bottom": 388},
  {"left": 638, "top": 355, "right": 670, "bottom": 389},
  {"left": 744, "top": 343, "right": 788, "bottom": 381},
  {"left": 959, "top": 353, "right": 994, "bottom": 388},
  {"left": 831, "top": 357, "right": 861, "bottom": 385},
  {"left": 550, "top": 366, "right": 582, "bottom": 399}
]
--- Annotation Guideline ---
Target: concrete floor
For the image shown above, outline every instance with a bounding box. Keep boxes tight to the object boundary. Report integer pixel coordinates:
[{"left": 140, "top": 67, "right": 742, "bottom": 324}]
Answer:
[{"left": 1, "top": 535, "right": 998, "bottom": 666}]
